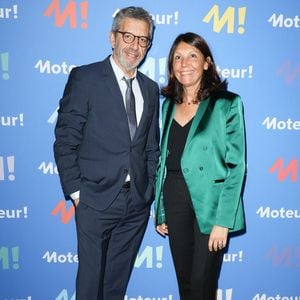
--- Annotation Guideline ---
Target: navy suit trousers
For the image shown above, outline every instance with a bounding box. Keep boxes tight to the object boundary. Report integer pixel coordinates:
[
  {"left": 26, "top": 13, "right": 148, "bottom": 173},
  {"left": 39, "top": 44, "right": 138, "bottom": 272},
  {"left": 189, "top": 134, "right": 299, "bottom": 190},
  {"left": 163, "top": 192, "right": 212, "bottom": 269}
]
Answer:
[{"left": 75, "top": 187, "right": 150, "bottom": 300}]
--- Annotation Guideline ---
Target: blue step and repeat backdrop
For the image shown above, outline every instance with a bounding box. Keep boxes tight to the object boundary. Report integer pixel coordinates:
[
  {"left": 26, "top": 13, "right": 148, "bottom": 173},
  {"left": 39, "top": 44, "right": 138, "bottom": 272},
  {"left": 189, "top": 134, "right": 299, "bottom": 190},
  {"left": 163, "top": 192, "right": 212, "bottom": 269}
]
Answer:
[{"left": 1, "top": 1, "right": 299, "bottom": 299}]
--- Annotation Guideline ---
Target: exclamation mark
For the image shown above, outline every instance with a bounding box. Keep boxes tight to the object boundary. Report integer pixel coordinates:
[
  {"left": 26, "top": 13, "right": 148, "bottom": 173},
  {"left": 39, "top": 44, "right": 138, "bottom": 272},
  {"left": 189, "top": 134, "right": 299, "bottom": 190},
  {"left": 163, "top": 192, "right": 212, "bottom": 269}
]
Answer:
[
  {"left": 238, "top": 7, "right": 246, "bottom": 34},
  {"left": 80, "top": 1, "right": 88, "bottom": 29},
  {"left": 159, "top": 58, "right": 166, "bottom": 85},
  {"left": 174, "top": 11, "right": 179, "bottom": 25},
  {"left": 1, "top": 52, "right": 9, "bottom": 80},
  {"left": 12, "top": 247, "right": 20, "bottom": 270},
  {"left": 7, "top": 156, "right": 15, "bottom": 181},
  {"left": 0, "top": 157, "right": 4, "bottom": 180},
  {"left": 23, "top": 207, "right": 28, "bottom": 218},
  {"left": 13, "top": 5, "right": 18, "bottom": 19},
  {"left": 156, "top": 246, "right": 163, "bottom": 268},
  {"left": 238, "top": 250, "right": 243, "bottom": 262},
  {"left": 248, "top": 65, "right": 253, "bottom": 78},
  {"left": 19, "top": 113, "right": 24, "bottom": 126}
]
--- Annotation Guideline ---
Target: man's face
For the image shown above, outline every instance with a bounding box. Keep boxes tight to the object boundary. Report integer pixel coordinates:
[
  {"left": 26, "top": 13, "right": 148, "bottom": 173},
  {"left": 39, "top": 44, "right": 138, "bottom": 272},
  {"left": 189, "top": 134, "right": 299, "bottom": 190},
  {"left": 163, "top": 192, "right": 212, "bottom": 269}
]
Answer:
[{"left": 110, "top": 17, "right": 150, "bottom": 76}]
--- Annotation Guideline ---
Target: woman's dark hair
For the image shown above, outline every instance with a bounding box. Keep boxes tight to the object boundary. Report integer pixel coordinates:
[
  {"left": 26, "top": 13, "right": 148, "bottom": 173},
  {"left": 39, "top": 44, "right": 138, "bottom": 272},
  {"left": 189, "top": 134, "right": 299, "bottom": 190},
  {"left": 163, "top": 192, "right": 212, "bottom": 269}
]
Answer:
[{"left": 161, "top": 32, "right": 227, "bottom": 103}]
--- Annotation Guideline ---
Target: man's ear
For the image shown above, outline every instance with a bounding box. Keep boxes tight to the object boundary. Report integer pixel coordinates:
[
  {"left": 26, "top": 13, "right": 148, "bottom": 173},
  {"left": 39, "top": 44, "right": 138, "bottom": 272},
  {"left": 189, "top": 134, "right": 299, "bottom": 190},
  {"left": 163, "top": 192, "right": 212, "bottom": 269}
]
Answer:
[{"left": 110, "top": 31, "right": 116, "bottom": 49}]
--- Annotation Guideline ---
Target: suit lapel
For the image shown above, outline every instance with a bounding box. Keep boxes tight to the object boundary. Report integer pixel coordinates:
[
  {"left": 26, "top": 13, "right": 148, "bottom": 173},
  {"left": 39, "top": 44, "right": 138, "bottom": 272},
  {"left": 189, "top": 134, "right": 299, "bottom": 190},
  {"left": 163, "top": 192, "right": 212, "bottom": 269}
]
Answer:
[
  {"left": 134, "top": 73, "right": 151, "bottom": 141},
  {"left": 102, "top": 57, "right": 134, "bottom": 140},
  {"left": 103, "top": 58, "right": 127, "bottom": 116},
  {"left": 136, "top": 73, "right": 147, "bottom": 125}
]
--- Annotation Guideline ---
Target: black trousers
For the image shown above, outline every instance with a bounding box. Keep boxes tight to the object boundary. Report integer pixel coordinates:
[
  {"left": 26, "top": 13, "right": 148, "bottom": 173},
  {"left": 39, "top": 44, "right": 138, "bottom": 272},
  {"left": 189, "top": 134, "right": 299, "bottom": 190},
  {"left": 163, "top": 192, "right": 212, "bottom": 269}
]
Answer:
[
  {"left": 164, "top": 171, "right": 224, "bottom": 300},
  {"left": 75, "top": 187, "right": 149, "bottom": 300}
]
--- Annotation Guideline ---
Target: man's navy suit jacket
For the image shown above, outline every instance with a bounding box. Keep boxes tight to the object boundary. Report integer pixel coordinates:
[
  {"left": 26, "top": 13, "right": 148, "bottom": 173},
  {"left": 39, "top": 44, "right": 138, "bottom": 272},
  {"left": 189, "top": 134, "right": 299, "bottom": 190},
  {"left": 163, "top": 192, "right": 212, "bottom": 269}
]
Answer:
[{"left": 54, "top": 57, "right": 160, "bottom": 211}]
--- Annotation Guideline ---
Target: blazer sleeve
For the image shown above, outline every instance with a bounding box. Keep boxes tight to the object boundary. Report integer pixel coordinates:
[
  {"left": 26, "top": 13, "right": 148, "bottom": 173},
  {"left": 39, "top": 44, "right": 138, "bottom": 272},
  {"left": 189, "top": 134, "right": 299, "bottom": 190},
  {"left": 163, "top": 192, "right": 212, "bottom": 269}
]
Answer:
[
  {"left": 53, "top": 67, "right": 89, "bottom": 198},
  {"left": 215, "top": 96, "right": 246, "bottom": 228},
  {"left": 145, "top": 83, "right": 160, "bottom": 186},
  {"left": 154, "top": 99, "right": 171, "bottom": 226}
]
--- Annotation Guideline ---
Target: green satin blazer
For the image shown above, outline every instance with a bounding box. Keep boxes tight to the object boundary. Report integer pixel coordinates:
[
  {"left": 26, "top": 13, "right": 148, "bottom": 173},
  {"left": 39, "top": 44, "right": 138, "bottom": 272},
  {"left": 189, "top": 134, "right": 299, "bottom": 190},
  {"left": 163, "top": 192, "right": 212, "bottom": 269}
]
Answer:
[{"left": 154, "top": 90, "right": 246, "bottom": 234}]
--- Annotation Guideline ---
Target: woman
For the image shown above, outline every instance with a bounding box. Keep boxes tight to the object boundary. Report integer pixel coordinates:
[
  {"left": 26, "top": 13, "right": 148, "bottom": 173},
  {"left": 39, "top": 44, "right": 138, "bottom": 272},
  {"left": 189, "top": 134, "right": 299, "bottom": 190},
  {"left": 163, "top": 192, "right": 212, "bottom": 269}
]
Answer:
[{"left": 154, "top": 32, "right": 246, "bottom": 300}]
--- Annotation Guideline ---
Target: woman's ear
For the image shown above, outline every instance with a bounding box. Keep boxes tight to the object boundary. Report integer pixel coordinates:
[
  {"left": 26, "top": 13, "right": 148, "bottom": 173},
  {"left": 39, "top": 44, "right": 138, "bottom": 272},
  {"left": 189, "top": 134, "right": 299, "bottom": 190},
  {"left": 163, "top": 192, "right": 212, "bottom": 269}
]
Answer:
[{"left": 204, "top": 56, "right": 212, "bottom": 70}]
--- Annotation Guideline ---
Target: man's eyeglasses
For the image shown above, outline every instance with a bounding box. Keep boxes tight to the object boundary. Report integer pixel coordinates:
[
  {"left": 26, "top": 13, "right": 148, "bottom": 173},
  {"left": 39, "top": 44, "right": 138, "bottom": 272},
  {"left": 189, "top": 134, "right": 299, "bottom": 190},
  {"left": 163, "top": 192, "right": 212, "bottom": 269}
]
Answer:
[{"left": 116, "top": 31, "right": 151, "bottom": 48}]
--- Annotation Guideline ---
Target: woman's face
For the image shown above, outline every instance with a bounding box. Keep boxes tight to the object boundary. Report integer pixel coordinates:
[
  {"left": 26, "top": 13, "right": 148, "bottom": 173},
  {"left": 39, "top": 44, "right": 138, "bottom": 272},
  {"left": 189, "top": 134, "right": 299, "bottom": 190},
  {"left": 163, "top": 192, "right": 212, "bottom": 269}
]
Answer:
[{"left": 172, "top": 41, "right": 209, "bottom": 90}]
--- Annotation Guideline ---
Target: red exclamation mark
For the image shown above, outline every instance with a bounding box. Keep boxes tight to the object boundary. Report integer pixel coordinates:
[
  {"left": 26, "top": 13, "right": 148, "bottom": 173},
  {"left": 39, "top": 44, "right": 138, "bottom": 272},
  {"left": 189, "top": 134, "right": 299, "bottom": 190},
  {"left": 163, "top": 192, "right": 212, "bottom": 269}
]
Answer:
[
  {"left": 1, "top": 52, "right": 9, "bottom": 80},
  {"left": 12, "top": 247, "right": 20, "bottom": 270},
  {"left": 7, "top": 156, "right": 15, "bottom": 181},
  {"left": 80, "top": 1, "right": 88, "bottom": 29},
  {"left": 238, "top": 7, "right": 246, "bottom": 34}
]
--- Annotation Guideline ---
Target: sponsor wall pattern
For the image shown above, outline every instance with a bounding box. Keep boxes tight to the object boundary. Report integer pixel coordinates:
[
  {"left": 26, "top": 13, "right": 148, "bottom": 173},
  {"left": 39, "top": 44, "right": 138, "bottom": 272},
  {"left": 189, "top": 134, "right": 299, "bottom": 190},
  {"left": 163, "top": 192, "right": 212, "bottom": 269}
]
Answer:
[{"left": 1, "top": 1, "right": 299, "bottom": 299}]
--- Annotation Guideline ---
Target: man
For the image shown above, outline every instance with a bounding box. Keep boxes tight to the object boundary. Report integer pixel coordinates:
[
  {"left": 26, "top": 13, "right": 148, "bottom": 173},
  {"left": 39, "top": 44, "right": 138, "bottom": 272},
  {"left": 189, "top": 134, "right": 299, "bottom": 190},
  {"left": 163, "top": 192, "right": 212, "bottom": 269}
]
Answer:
[{"left": 54, "top": 6, "right": 160, "bottom": 300}]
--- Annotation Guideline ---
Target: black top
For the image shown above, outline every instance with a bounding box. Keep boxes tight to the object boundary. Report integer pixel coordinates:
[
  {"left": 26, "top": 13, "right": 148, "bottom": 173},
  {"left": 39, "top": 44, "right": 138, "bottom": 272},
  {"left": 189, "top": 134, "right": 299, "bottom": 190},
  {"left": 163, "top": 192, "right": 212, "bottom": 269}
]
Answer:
[{"left": 166, "top": 118, "right": 193, "bottom": 171}]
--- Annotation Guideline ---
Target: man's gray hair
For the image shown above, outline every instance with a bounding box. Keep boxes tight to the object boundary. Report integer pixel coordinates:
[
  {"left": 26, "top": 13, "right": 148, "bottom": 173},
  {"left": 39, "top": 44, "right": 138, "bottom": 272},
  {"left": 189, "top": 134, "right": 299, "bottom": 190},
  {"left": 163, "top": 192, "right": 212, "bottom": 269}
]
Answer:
[{"left": 111, "top": 6, "right": 154, "bottom": 39}]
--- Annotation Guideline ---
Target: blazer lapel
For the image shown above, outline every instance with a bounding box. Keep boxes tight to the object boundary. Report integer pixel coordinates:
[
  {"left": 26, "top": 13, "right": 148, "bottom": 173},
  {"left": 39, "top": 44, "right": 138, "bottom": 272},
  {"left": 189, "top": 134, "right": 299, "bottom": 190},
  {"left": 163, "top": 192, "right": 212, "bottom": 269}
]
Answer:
[
  {"left": 160, "top": 99, "right": 175, "bottom": 155},
  {"left": 185, "top": 97, "right": 210, "bottom": 147},
  {"left": 161, "top": 97, "right": 210, "bottom": 151}
]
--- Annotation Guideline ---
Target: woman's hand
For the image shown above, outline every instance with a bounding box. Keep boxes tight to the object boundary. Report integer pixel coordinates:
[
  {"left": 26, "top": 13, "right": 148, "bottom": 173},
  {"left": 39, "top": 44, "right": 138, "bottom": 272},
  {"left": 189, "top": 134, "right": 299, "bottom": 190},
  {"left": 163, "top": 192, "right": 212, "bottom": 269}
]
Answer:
[
  {"left": 208, "top": 225, "right": 229, "bottom": 252},
  {"left": 156, "top": 223, "right": 168, "bottom": 237}
]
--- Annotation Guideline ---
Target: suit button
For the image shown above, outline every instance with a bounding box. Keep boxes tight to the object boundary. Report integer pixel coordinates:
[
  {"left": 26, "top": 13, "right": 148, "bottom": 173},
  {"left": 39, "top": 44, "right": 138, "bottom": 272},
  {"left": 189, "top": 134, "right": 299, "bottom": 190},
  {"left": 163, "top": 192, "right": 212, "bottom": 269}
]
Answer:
[
  {"left": 183, "top": 168, "right": 189, "bottom": 173},
  {"left": 199, "top": 166, "right": 203, "bottom": 171},
  {"left": 123, "top": 169, "right": 128, "bottom": 174}
]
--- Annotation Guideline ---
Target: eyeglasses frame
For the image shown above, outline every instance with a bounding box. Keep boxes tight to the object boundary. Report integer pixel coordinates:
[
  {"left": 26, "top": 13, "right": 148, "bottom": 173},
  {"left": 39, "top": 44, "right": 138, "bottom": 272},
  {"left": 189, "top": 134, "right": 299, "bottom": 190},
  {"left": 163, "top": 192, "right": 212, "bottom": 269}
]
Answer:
[{"left": 116, "top": 30, "right": 151, "bottom": 48}]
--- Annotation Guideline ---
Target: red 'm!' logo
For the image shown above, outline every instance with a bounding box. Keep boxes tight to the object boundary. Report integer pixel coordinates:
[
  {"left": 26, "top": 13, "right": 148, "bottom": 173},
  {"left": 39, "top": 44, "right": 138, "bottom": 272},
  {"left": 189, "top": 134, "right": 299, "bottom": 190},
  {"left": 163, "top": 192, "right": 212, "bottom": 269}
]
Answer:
[
  {"left": 52, "top": 200, "right": 75, "bottom": 224},
  {"left": 269, "top": 157, "right": 298, "bottom": 182},
  {"left": 44, "top": 0, "right": 88, "bottom": 29}
]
